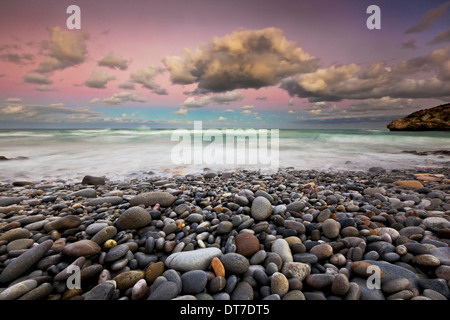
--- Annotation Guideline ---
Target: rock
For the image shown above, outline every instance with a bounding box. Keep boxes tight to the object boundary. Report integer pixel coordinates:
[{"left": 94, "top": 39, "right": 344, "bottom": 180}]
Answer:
[
  {"left": 216, "top": 221, "right": 233, "bottom": 234},
  {"left": 115, "top": 206, "right": 152, "bottom": 230},
  {"left": 394, "top": 180, "right": 424, "bottom": 189},
  {"left": 0, "top": 228, "right": 31, "bottom": 242},
  {"left": 148, "top": 281, "right": 179, "bottom": 300},
  {"left": 230, "top": 281, "right": 253, "bottom": 300},
  {"left": 271, "top": 272, "right": 289, "bottom": 297},
  {"left": 364, "top": 260, "right": 419, "bottom": 290},
  {"left": 309, "top": 243, "right": 333, "bottom": 260},
  {"left": 220, "top": 253, "right": 250, "bottom": 274},
  {"left": 209, "top": 276, "right": 227, "bottom": 293},
  {"left": 284, "top": 220, "right": 306, "bottom": 234},
  {"left": 211, "top": 257, "right": 226, "bottom": 277},
  {"left": 423, "top": 289, "right": 447, "bottom": 301},
  {"left": 282, "top": 290, "right": 305, "bottom": 300},
  {"left": 89, "top": 196, "right": 123, "bottom": 206},
  {"left": 382, "top": 278, "right": 410, "bottom": 294},
  {"left": 430, "top": 247, "right": 450, "bottom": 265},
  {"left": 435, "top": 265, "right": 450, "bottom": 281},
  {"left": 0, "top": 197, "right": 21, "bottom": 207},
  {"left": 43, "top": 215, "right": 81, "bottom": 232},
  {"left": 130, "top": 192, "right": 176, "bottom": 207},
  {"left": 376, "top": 227, "right": 400, "bottom": 242},
  {"left": 6, "top": 239, "right": 34, "bottom": 252},
  {"left": 415, "top": 254, "right": 441, "bottom": 267},
  {"left": 281, "top": 262, "right": 310, "bottom": 280},
  {"left": 344, "top": 282, "right": 361, "bottom": 300},
  {"left": 0, "top": 279, "right": 37, "bottom": 300},
  {"left": 68, "top": 188, "right": 96, "bottom": 198},
  {"left": 0, "top": 239, "right": 53, "bottom": 284},
  {"left": 418, "top": 279, "right": 449, "bottom": 299},
  {"left": 286, "top": 201, "right": 305, "bottom": 212},
  {"left": 91, "top": 226, "right": 117, "bottom": 245},
  {"left": 113, "top": 270, "right": 144, "bottom": 290},
  {"left": 181, "top": 270, "right": 207, "bottom": 294},
  {"left": 271, "top": 239, "right": 293, "bottom": 263},
  {"left": 104, "top": 243, "right": 130, "bottom": 263},
  {"left": 250, "top": 196, "right": 272, "bottom": 221},
  {"left": 293, "top": 253, "right": 318, "bottom": 264},
  {"left": 145, "top": 261, "right": 165, "bottom": 284},
  {"left": 322, "top": 219, "right": 340, "bottom": 239},
  {"left": 17, "top": 282, "right": 53, "bottom": 300},
  {"left": 235, "top": 233, "right": 260, "bottom": 258},
  {"left": 387, "top": 103, "right": 450, "bottom": 131},
  {"left": 165, "top": 247, "right": 222, "bottom": 272},
  {"left": 82, "top": 175, "right": 105, "bottom": 185},
  {"left": 62, "top": 239, "right": 101, "bottom": 257},
  {"left": 84, "top": 282, "right": 116, "bottom": 300},
  {"left": 331, "top": 274, "right": 349, "bottom": 296},
  {"left": 364, "top": 187, "right": 386, "bottom": 196},
  {"left": 306, "top": 274, "right": 334, "bottom": 290},
  {"left": 132, "top": 279, "right": 148, "bottom": 300},
  {"left": 423, "top": 217, "right": 450, "bottom": 233}
]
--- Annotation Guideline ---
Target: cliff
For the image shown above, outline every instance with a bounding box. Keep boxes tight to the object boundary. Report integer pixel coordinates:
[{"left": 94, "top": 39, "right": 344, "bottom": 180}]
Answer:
[{"left": 387, "top": 103, "right": 450, "bottom": 131}]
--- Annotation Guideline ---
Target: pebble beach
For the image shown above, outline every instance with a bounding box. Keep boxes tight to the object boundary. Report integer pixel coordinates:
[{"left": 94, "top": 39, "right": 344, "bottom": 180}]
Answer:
[{"left": 0, "top": 167, "right": 449, "bottom": 301}]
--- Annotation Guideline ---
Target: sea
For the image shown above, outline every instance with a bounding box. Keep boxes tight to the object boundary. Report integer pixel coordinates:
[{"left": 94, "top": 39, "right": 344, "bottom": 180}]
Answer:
[{"left": 0, "top": 129, "right": 449, "bottom": 182}]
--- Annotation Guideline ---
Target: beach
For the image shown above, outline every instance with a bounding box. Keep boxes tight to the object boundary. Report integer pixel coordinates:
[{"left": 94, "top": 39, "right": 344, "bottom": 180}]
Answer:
[{"left": 0, "top": 166, "right": 449, "bottom": 300}]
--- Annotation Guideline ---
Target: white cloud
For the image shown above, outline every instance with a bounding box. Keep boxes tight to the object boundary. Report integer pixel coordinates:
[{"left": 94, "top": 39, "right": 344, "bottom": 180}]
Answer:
[
  {"left": 98, "top": 52, "right": 130, "bottom": 70},
  {"left": 84, "top": 69, "right": 116, "bottom": 89},
  {"left": 90, "top": 91, "right": 147, "bottom": 105}
]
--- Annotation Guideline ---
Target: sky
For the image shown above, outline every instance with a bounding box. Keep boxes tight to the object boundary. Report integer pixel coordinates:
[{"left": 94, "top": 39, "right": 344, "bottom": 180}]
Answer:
[{"left": 0, "top": 0, "right": 449, "bottom": 129}]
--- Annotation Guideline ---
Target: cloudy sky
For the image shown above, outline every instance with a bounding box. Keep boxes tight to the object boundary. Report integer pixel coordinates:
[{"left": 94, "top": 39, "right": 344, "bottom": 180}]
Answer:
[{"left": 0, "top": 0, "right": 449, "bottom": 129}]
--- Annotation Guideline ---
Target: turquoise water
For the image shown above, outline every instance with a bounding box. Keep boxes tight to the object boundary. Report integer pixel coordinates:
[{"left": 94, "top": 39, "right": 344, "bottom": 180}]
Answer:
[{"left": 0, "top": 129, "right": 448, "bottom": 181}]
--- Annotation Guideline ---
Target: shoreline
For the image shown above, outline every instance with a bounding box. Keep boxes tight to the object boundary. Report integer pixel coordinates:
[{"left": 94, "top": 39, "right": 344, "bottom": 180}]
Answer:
[{"left": 0, "top": 167, "right": 449, "bottom": 300}]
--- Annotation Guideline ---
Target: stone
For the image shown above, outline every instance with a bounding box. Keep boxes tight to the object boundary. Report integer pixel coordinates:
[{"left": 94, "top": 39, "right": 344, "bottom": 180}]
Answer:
[
  {"left": 235, "top": 232, "right": 260, "bottom": 258},
  {"left": 306, "top": 274, "right": 334, "bottom": 290},
  {"left": 404, "top": 243, "right": 430, "bottom": 255},
  {"left": 89, "top": 196, "right": 123, "bottom": 206},
  {"left": 309, "top": 243, "right": 333, "bottom": 260},
  {"left": 6, "top": 239, "right": 34, "bottom": 252},
  {"left": 376, "top": 227, "right": 400, "bottom": 242},
  {"left": 130, "top": 192, "right": 176, "bottom": 207},
  {"left": 435, "top": 265, "right": 450, "bottom": 281},
  {"left": 115, "top": 206, "right": 152, "bottom": 230},
  {"left": 220, "top": 253, "right": 250, "bottom": 275},
  {"left": 382, "top": 278, "right": 410, "bottom": 294},
  {"left": 271, "top": 238, "right": 293, "bottom": 263},
  {"left": 423, "top": 217, "right": 450, "bottom": 233},
  {"left": 230, "top": 281, "right": 253, "bottom": 300},
  {"left": 430, "top": 247, "right": 450, "bottom": 265},
  {"left": 148, "top": 281, "right": 179, "bottom": 300},
  {"left": 82, "top": 175, "right": 105, "bottom": 185},
  {"left": 132, "top": 278, "right": 148, "bottom": 300},
  {"left": 145, "top": 261, "right": 165, "bottom": 284},
  {"left": 282, "top": 290, "right": 305, "bottom": 300},
  {"left": 250, "top": 196, "right": 272, "bottom": 221},
  {"left": 394, "top": 180, "right": 424, "bottom": 189},
  {"left": 286, "top": 201, "right": 305, "bottom": 212},
  {"left": 17, "top": 282, "right": 53, "bottom": 300},
  {"left": 181, "top": 270, "right": 208, "bottom": 294},
  {"left": 0, "top": 239, "right": 53, "bottom": 284},
  {"left": 284, "top": 220, "right": 306, "bottom": 234},
  {"left": 415, "top": 254, "right": 440, "bottom": 267},
  {"left": 62, "top": 239, "right": 101, "bottom": 257},
  {"left": 322, "top": 219, "right": 340, "bottom": 239},
  {"left": 364, "top": 187, "right": 386, "bottom": 196},
  {"left": 423, "top": 289, "right": 447, "bottom": 301},
  {"left": 250, "top": 250, "right": 267, "bottom": 265},
  {"left": 68, "top": 188, "right": 96, "bottom": 198},
  {"left": 281, "top": 262, "right": 310, "bottom": 280},
  {"left": 216, "top": 221, "right": 233, "bottom": 234},
  {"left": 293, "top": 253, "right": 318, "bottom": 264},
  {"left": 0, "top": 279, "right": 37, "bottom": 300},
  {"left": 211, "top": 257, "right": 225, "bottom": 277},
  {"left": 331, "top": 274, "right": 349, "bottom": 296},
  {"left": 104, "top": 243, "right": 130, "bottom": 263},
  {"left": 352, "top": 277, "right": 385, "bottom": 300},
  {"left": 364, "top": 260, "right": 419, "bottom": 290},
  {"left": 165, "top": 247, "right": 222, "bottom": 272},
  {"left": 418, "top": 279, "right": 449, "bottom": 298},
  {"left": 91, "top": 226, "right": 117, "bottom": 245},
  {"left": 84, "top": 282, "right": 116, "bottom": 300},
  {"left": 271, "top": 272, "right": 289, "bottom": 297},
  {"left": 209, "top": 276, "right": 227, "bottom": 293},
  {"left": 85, "top": 222, "right": 109, "bottom": 235},
  {"left": 43, "top": 215, "right": 81, "bottom": 232},
  {"left": 0, "top": 197, "right": 21, "bottom": 207},
  {"left": 0, "top": 228, "right": 31, "bottom": 242},
  {"left": 113, "top": 270, "right": 144, "bottom": 290},
  {"left": 344, "top": 282, "right": 361, "bottom": 300}
]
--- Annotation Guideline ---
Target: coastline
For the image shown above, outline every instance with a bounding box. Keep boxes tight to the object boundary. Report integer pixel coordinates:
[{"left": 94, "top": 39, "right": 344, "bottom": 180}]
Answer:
[{"left": 0, "top": 167, "right": 449, "bottom": 300}]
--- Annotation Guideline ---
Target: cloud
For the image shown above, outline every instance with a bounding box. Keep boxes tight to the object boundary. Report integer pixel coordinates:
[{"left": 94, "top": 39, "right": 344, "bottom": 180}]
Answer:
[
  {"left": 90, "top": 91, "right": 147, "bottom": 105},
  {"left": 37, "top": 26, "right": 89, "bottom": 73},
  {"left": 163, "top": 27, "right": 319, "bottom": 93},
  {"left": 84, "top": 69, "right": 116, "bottom": 89},
  {"left": 288, "top": 98, "right": 294, "bottom": 106},
  {"left": 256, "top": 96, "right": 267, "bottom": 101},
  {"left": 180, "top": 90, "right": 244, "bottom": 109},
  {"left": 281, "top": 46, "right": 450, "bottom": 101},
  {"left": 98, "top": 52, "right": 130, "bottom": 70},
  {"left": 288, "top": 109, "right": 296, "bottom": 114},
  {"left": 401, "top": 39, "right": 417, "bottom": 49},
  {"left": 427, "top": 29, "right": 450, "bottom": 45},
  {"left": 35, "top": 85, "right": 58, "bottom": 91},
  {"left": 118, "top": 80, "right": 135, "bottom": 89},
  {"left": 23, "top": 72, "right": 52, "bottom": 84},
  {"left": 241, "top": 105, "right": 254, "bottom": 110},
  {"left": 224, "top": 109, "right": 234, "bottom": 113},
  {"left": 175, "top": 108, "right": 188, "bottom": 115},
  {"left": 0, "top": 53, "right": 34, "bottom": 64},
  {"left": 218, "top": 116, "right": 227, "bottom": 121},
  {"left": 405, "top": 2, "right": 450, "bottom": 34},
  {"left": 129, "top": 66, "right": 167, "bottom": 95},
  {"left": 4, "top": 97, "right": 23, "bottom": 104}
]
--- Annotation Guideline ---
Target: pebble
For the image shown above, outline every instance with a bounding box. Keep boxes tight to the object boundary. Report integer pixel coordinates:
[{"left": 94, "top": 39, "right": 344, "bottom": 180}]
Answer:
[
  {"left": 104, "top": 243, "right": 130, "bottom": 263},
  {"left": 0, "top": 279, "right": 37, "bottom": 300},
  {"left": 271, "top": 238, "right": 293, "bottom": 263},
  {"left": 84, "top": 282, "right": 116, "bottom": 300},
  {"left": 414, "top": 254, "right": 441, "bottom": 267},
  {"left": 250, "top": 196, "right": 272, "bottom": 221},
  {"left": 0, "top": 228, "right": 31, "bottom": 242},
  {"left": 306, "top": 274, "right": 334, "bottom": 290},
  {"left": 145, "top": 261, "right": 165, "bottom": 284},
  {"left": 235, "top": 233, "right": 260, "bottom": 257},
  {"left": 309, "top": 243, "right": 333, "bottom": 260},
  {"left": 62, "top": 239, "right": 101, "bottom": 257},
  {"left": 220, "top": 253, "right": 249, "bottom": 275},
  {"left": 322, "top": 219, "right": 340, "bottom": 239},
  {"left": 115, "top": 206, "right": 152, "bottom": 230},
  {"left": 230, "top": 281, "right": 254, "bottom": 300},
  {"left": 181, "top": 270, "right": 207, "bottom": 294},
  {"left": 211, "top": 257, "right": 225, "bottom": 277},
  {"left": 281, "top": 262, "right": 311, "bottom": 280},
  {"left": 113, "top": 270, "right": 144, "bottom": 290},
  {"left": 148, "top": 280, "right": 179, "bottom": 300},
  {"left": 271, "top": 272, "right": 289, "bottom": 297},
  {"left": 165, "top": 247, "right": 222, "bottom": 272},
  {"left": 89, "top": 196, "right": 123, "bottom": 206},
  {"left": 381, "top": 278, "right": 410, "bottom": 294},
  {"left": 130, "top": 192, "right": 176, "bottom": 207}
]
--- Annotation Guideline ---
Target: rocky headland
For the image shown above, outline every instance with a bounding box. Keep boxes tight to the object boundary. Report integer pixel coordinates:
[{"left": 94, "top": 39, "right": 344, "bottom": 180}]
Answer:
[{"left": 387, "top": 103, "right": 450, "bottom": 131}]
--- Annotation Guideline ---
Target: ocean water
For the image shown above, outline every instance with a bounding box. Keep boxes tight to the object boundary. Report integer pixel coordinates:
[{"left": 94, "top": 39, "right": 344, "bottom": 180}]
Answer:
[{"left": 0, "top": 129, "right": 448, "bottom": 182}]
